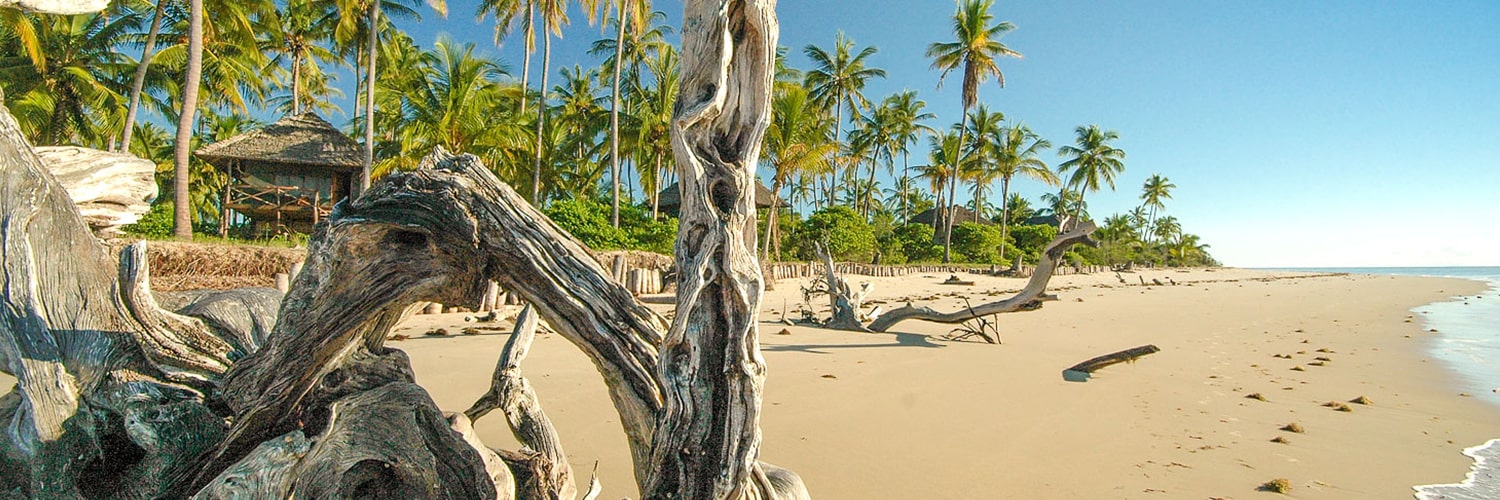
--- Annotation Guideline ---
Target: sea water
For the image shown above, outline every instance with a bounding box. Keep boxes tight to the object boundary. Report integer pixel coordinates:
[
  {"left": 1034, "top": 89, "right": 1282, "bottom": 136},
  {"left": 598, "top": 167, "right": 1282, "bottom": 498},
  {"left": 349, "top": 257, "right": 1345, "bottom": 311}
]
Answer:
[{"left": 1273, "top": 267, "right": 1500, "bottom": 498}]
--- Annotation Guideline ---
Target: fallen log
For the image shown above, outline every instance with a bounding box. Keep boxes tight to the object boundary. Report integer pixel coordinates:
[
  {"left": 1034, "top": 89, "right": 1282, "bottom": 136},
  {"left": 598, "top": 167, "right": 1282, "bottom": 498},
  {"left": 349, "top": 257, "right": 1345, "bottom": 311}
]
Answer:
[
  {"left": 868, "top": 221, "right": 1099, "bottom": 332},
  {"left": 1062, "top": 344, "right": 1161, "bottom": 382},
  {"left": 814, "top": 242, "right": 872, "bottom": 332}
]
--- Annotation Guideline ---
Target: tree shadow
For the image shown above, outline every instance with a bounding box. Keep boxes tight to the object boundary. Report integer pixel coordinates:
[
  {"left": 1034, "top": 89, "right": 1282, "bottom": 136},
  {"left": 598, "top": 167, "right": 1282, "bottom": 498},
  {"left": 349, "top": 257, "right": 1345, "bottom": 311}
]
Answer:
[{"left": 762, "top": 331, "right": 944, "bottom": 354}]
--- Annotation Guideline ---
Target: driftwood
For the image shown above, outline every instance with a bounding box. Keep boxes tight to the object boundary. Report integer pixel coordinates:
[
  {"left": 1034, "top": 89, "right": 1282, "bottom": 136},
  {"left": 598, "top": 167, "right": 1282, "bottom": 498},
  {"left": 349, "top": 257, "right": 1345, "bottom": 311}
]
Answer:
[
  {"left": 867, "top": 221, "right": 1099, "bottom": 332},
  {"left": 34, "top": 146, "right": 157, "bottom": 234},
  {"left": 465, "top": 304, "right": 576, "bottom": 499},
  {"left": 0, "top": 0, "right": 107, "bottom": 14},
  {"left": 814, "top": 243, "right": 872, "bottom": 332},
  {"left": 0, "top": 0, "right": 806, "bottom": 497},
  {"left": 1062, "top": 344, "right": 1161, "bottom": 382}
]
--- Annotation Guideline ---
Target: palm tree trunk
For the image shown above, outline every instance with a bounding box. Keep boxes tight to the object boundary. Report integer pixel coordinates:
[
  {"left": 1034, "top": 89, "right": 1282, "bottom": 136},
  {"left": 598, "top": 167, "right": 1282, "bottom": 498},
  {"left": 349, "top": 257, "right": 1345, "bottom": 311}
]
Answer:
[
  {"left": 531, "top": 31, "right": 552, "bottom": 204},
  {"left": 292, "top": 50, "right": 304, "bottom": 114},
  {"left": 119, "top": 0, "right": 166, "bottom": 153},
  {"left": 173, "top": 0, "right": 204, "bottom": 240},
  {"left": 943, "top": 109, "right": 969, "bottom": 263},
  {"left": 901, "top": 150, "right": 910, "bottom": 223},
  {"left": 609, "top": 0, "right": 626, "bottom": 227},
  {"left": 360, "top": 1, "right": 379, "bottom": 194},
  {"left": 998, "top": 176, "right": 1010, "bottom": 260},
  {"left": 829, "top": 101, "right": 843, "bottom": 210},
  {"left": 761, "top": 179, "right": 781, "bottom": 260},
  {"left": 651, "top": 155, "right": 661, "bottom": 219},
  {"left": 518, "top": 4, "right": 534, "bottom": 114}
]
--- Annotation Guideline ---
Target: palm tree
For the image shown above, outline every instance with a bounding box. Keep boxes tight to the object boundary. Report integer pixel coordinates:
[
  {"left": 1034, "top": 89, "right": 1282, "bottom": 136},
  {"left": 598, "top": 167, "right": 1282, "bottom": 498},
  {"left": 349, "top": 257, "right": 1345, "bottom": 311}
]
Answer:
[
  {"left": 633, "top": 43, "right": 676, "bottom": 219},
  {"left": 1056, "top": 124, "right": 1125, "bottom": 222},
  {"left": 915, "top": 129, "right": 962, "bottom": 231},
  {"left": 927, "top": 0, "right": 1021, "bottom": 262},
  {"left": 120, "top": 0, "right": 167, "bottom": 151},
  {"left": 1, "top": 10, "right": 136, "bottom": 147},
  {"left": 587, "top": 0, "right": 650, "bottom": 227},
  {"left": 961, "top": 104, "right": 1003, "bottom": 222},
  {"left": 264, "top": 0, "right": 341, "bottom": 115},
  {"left": 172, "top": 0, "right": 205, "bottom": 238},
  {"left": 762, "top": 84, "right": 835, "bottom": 259},
  {"left": 1127, "top": 205, "right": 1149, "bottom": 241},
  {"left": 477, "top": 0, "right": 535, "bottom": 112},
  {"left": 1152, "top": 215, "right": 1182, "bottom": 250},
  {"left": 804, "top": 31, "right": 886, "bottom": 208},
  {"left": 990, "top": 122, "right": 1055, "bottom": 257},
  {"left": 1002, "top": 192, "right": 1032, "bottom": 225},
  {"left": 529, "top": 0, "right": 589, "bottom": 204},
  {"left": 1139, "top": 173, "right": 1175, "bottom": 243},
  {"left": 881, "top": 90, "right": 935, "bottom": 222},
  {"left": 346, "top": 0, "right": 445, "bottom": 193}
]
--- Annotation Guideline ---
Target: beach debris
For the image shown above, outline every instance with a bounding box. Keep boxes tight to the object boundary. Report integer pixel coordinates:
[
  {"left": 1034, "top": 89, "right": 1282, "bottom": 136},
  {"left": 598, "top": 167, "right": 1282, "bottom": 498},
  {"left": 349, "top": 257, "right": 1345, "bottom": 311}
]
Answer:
[
  {"left": 820, "top": 374, "right": 837, "bottom": 379},
  {"left": 1259, "top": 478, "right": 1292, "bottom": 493},
  {"left": 465, "top": 310, "right": 498, "bottom": 323},
  {"left": 461, "top": 327, "right": 480, "bottom": 336},
  {"left": 1315, "top": 348, "right": 1333, "bottom": 353},
  {"left": 868, "top": 221, "right": 1099, "bottom": 334},
  {"left": 1063, "top": 344, "right": 1161, "bottom": 382},
  {"left": 1307, "top": 361, "right": 1326, "bottom": 367},
  {"left": 1280, "top": 423, "right": 1306, "bottom": 433},
  {"left": 389, "top": 334, "right": 410, "bottom": 342},
  {"left": 425, "top": 328, "right": 450, "bottom": 337},
  {"left": 1349, "top": 396, "right": 1373, "bottom": 405},
  {"left": 1245, "top": 393, "right": 1268, "bottom": 401},
  {"left": 940, "top": 275, "right": 976, "bottom": 286},
  {"left": 777, "top": 328, "right": 792, "bottom": 336},
  {"left": 1314, "top": 356, "right": 1332, "bottom": 362},
  {"left": 1270, "top": 436, "right": 1290, "bottom": 444},
  {"left": 1290, "top": 366, "right": 1306, "bottom": 371},
  {"left": 1152, "top": 278, "right": 1166, "bottom": 286}
]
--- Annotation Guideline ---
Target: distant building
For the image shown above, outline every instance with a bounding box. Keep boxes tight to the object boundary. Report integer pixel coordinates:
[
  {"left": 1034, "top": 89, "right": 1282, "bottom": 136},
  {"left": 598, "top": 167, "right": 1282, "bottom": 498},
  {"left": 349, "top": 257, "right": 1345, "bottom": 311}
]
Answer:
[{"left": 196, "top": 112, "right": 361, "bottom": 236}]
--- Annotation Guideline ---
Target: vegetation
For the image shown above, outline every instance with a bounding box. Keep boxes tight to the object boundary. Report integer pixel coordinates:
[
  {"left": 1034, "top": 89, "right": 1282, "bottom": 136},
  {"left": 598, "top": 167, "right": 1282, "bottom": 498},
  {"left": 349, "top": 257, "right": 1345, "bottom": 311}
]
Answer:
[{"left": 1, "top": 0, "right": 1216, "bottom": 266}]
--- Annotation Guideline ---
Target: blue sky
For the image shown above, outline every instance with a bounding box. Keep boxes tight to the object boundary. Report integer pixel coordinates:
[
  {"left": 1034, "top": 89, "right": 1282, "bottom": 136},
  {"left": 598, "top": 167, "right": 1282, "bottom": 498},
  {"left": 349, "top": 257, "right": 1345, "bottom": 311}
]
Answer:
[{"left": 357, "top": 0, "right": 1500, "bottom": 267}]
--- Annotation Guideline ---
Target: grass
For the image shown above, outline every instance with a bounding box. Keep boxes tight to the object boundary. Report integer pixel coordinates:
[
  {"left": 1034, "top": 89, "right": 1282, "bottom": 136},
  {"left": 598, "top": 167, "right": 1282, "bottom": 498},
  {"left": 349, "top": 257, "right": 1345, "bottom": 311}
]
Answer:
[
  {"left": 1280, "top": 422, "right": 1305, "bottom": 433},
  {"left": 1349, "top": 395, "right": 1373, "bottom": 405}
]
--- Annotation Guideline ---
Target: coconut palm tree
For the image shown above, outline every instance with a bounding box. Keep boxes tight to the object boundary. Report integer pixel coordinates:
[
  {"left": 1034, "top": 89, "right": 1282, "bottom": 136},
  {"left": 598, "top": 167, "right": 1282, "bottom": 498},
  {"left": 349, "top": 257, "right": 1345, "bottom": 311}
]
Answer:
[
  {"left": 915, "top": 129, "right": 963, "bottom": 231},
  {"left": 880, "top": 89, "right": 935, "bottom": 222},
  {"left": 762, "top": 84, "right": 835, "bottom": 259},
  {"left": 1002, "top": 192, "right": 1032, "bottom": 225},
  {"left": 1127, "top": 205, "right": 1149, "bottom": 240},
  {"left": 927, "top": 0, "right": 1021, "bottom": 262},
  {"left": 1056, "top": 124, "right": 1125, "bottom": 221},
  {"left": 529, "top": 0, "right": 597, "bottom": 204},
  {"left": 171, "top": 0, "right": 205, "bottom": 238},
  {"left": 263, "top": 0, "right": 341, "bottom": 115},
  {"left": 119, "top": 0, "right": 166, "bottom": 151},
  {"left": 960, "top": 104, "right": 1003, "bottom": 222},
  {"left": 1151, "top": 215, "right": 1181, "bottom": 248},
  {"left": 477, "top": 0, "right": 534, "bottom": 112},
  {"left": 0, "top": 9, "right": 136, "bottom": 147},
  {"left": 1139, "top": 173, "right": 1175, "bottom": 243},
  {"left": 585, "top": 0, "right": 650, "bottom": 227},
  {"left": 339, "top": 0, "right": 444, "bottom": 193},
  {"left": 634, "top": 43, "right": 676, "bottom": 218},
  {"left": 990, "top": 122, "right": 1055, "bottom": 257},
  {"left": 804, "top": 31, "right": 886, "bottom": 208}
]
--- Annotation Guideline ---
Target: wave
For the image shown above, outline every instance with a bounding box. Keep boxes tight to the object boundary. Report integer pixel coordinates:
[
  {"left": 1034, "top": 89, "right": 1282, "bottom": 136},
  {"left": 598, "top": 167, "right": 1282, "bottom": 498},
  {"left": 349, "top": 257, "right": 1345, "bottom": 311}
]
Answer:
[{"left": 1414, "top": 438, "right": 1500, "bottom": 499}]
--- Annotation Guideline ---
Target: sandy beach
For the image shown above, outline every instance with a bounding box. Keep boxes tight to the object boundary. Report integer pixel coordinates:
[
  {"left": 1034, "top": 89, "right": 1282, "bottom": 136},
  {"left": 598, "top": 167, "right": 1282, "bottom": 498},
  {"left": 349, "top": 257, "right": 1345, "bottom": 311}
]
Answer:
[{"left": 388, "top": 268, "right": 1497, "bottom": 499}]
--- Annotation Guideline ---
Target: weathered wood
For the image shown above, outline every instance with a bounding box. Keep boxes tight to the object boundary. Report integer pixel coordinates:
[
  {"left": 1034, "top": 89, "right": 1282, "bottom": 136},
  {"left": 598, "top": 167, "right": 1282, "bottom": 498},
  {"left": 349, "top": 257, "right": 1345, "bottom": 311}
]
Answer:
[
  {"left": 868, "top": 221, "right": 1099, "bottom": 332},
  {"left": 645, "top": 0, "right": 807, "bottom": 498},
  {"left": 465, "top": 304, "right": 576, "bottom": 499},
  {"left": 0, "top": 0, "right": 108, "bottom": 14},
  {"left": 1062, "top": 344, "right": 1161, "bottom": 382},
  {"left": 815, "top": 243, "right": 871, "bottom": 332},
  {"left": 33, "top": 146, "right": 157, "bottom": 234}
]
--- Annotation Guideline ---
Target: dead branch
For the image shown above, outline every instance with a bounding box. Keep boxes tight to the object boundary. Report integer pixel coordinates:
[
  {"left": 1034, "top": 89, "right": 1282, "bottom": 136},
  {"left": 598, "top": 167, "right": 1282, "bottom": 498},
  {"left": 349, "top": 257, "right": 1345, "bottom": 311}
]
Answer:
[
  {"left": 868, "top": 221, "right": 1099, "bottom": 332},
  {"left": 1062, "top": 344, "right": 1162, "bottom": 382}
]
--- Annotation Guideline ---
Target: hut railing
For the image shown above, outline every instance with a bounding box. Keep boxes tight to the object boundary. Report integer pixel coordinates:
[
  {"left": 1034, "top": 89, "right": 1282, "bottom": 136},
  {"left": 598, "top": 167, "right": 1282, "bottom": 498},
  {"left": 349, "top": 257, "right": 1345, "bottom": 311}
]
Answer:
[{"left": 228, "top": 183, "right": 334, "bottom": 220}]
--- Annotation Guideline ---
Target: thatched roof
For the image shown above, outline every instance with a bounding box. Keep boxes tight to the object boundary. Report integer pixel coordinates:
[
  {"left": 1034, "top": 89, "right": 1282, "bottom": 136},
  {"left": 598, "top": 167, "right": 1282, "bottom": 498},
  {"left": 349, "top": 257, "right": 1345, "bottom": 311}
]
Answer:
[
  {"left": 911, "top": 205, "right": 995, "bottom": 226},
  {"left": 196, "top": 112, "right": 361, "bottom": 171},
  {"left": 656, "top": 181, "right": 783, "bottom": 213}
]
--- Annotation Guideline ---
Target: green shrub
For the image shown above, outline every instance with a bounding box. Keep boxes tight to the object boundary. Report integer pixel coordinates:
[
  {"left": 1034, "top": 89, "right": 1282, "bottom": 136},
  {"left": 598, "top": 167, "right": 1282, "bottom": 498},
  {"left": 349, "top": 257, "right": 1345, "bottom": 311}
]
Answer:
[
  {"left": 788, "top": 206, "right": 875, "bottom": 262},
  {"left": 951, "top": 222, "right": 1007, "bottom": 264},
  {"left": 121, "top": 202, "right": 176, "bottom": 239},
  {"left": 884, "top": 223, "right": 938, "bottom": 263},
  {"left": 1009, "top": 224, "right": 1058, "bottom": 263}
]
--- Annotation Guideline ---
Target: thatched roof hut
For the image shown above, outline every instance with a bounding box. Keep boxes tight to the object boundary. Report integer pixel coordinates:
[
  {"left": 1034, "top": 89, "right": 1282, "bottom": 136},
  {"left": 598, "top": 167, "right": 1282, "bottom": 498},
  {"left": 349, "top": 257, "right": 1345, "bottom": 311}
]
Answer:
[
  {"left": 196, "top": 112, "right": 361, "bottom": 236},
  {"left": 655, "top": 181, "right": 783, "bottom": 216},
  {"left": 197, "top": 112, "right": 361, "bottom": 169}
]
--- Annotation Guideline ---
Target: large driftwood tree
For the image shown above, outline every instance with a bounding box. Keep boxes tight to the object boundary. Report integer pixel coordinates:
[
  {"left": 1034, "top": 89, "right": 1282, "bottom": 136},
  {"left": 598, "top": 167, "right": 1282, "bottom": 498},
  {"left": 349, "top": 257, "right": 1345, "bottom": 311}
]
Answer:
[{"left": 0, "top": 0, "right": 805, "bottom": 498}]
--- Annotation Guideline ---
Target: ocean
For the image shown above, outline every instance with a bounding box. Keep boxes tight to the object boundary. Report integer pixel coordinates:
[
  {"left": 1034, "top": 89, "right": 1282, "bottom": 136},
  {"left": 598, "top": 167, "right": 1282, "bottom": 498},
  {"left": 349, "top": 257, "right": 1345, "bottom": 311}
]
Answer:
[{"left": 1271, "top": 267, "right": 1500, "bottom": 498}]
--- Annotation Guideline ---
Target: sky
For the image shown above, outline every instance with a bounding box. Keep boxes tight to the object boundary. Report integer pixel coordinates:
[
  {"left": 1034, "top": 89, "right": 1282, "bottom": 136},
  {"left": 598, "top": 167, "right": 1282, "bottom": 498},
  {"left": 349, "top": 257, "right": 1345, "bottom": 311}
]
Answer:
[{"left": 347, "top": 0, "right": 1500, "bottom": 268}]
